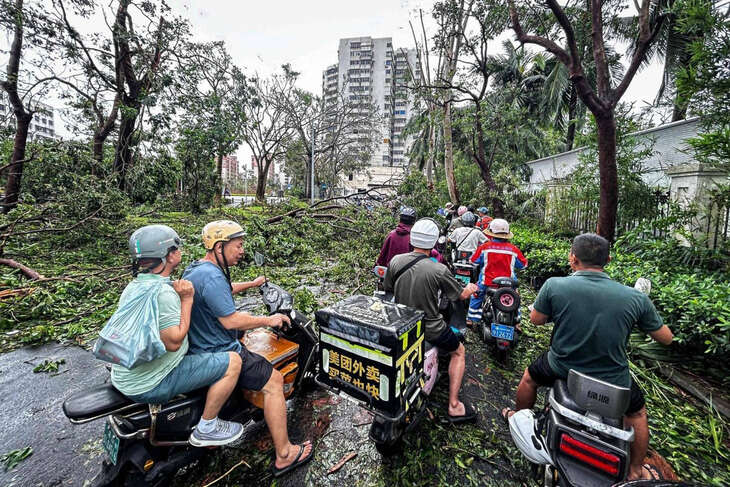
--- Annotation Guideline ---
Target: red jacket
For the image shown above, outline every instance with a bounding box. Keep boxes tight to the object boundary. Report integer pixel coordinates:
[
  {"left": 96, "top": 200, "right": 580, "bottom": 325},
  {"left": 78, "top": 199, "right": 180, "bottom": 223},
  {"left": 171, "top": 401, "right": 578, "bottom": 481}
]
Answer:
[
  {"left": 476, "top": 216, "right": 493, "bottom": 230},
  {"left": 471, "top": 239, "right": 527, "bottom": 287}
]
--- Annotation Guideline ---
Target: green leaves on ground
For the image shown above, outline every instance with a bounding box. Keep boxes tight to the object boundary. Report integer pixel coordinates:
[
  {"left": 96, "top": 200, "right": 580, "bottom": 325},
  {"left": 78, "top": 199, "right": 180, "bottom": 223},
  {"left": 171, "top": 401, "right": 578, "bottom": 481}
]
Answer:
[
  {"left": 1, "top": 447, "right": 32, "bottom": 472},
  {"left": 32, "top": 359, "right": 65, "bottom": 373}
]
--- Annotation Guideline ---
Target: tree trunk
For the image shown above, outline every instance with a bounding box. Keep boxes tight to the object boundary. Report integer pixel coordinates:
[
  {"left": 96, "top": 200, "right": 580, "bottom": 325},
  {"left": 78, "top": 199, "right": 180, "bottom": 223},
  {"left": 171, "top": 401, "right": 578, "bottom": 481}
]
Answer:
[
  {"left": 213, "top": 152, "right": 223, "bottom": 207},
  {"left": 566, "top": 85, "right": 578, "bottom": 151},
  {"left": 113, "top": 106, "right": 137, "bottom": 191},
  {"left": 425, "top": 104, "right": 436, "bottom": 186},
  {"left": 3, "top": 112, "right": 31, "bottom": 213},
  {"left": 255, "top": 170, "right": 267, "bottom": 201},
  {"left": 442, "top": 101, "right": 459, "bottom": 204},
  {"left": 595, "top": 112, "right": 618, "bottom": 241},
  {"left": 473, "top": 103, "right": 503, "bottom": 217}
]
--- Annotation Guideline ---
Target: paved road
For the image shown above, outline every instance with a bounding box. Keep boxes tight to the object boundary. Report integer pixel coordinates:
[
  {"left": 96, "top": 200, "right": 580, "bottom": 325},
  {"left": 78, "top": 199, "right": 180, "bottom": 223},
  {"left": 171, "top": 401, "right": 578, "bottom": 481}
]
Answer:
[{"left": 0, "top": 343, "right": 109, "bottom": 486}]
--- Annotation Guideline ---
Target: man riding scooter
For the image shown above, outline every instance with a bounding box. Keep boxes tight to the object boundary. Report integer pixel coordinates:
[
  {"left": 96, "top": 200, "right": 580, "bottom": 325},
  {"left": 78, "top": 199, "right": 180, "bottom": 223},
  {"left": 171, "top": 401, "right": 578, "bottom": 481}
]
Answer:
[
  {"left": 503, "top": 233, "right": 674, "bottom": 481},
  {"left": 448, "top": 211, "right": 488, "bottom": 257},
  {"left": 384, "top": 219, "right": 478, "bottom": 423},
  {"left": 467, "top": 219, "right": 527, "bottom": 326},
  {"left": 183, "top": 220, "right": 314, "bottom": 477},
  {"left": 376, "top": 206, "right": 443, "bottom": 266}
]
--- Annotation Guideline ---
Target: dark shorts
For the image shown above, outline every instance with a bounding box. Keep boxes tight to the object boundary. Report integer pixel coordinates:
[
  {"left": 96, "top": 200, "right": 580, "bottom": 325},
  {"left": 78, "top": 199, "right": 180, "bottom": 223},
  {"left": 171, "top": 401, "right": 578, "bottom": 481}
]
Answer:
[
  {"left": 429, "top": 326, "right": 461, "bottom": 353},
  {"left": 527, "top": 351, "right": 645, "bottom": 415},
  {"left": 237, "top": 347, "right": 274, "bottom": 391}
]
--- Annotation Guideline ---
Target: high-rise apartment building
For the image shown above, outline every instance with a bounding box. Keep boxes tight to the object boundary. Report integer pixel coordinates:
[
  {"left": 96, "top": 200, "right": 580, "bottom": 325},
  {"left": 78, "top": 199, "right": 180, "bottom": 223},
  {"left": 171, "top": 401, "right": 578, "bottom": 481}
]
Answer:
[
  {"left": 221, "top": 154, "right": 239, "bottom": 181},
  {"left": 322, "top": 37, "right": 419, "bottom": 181},
  {"left": 0, "top": 93, "right": 57, "bottom": 140}
]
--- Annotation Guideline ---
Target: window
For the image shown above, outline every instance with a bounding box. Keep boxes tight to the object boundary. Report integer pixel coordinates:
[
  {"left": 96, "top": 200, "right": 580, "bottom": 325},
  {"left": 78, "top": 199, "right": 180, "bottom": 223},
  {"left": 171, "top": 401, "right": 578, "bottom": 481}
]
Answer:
[
  {"left": 350, "top": 42, "right": 361, "bottom": 48},
  {"left": 348, "top": 174, "right": 354, "bottom": 181},
  {"left": 386, "top": 42, "right": 392, "bottom": 47},
  {"left": 385, "top": 60, "right": 391, "bottom": 66}
]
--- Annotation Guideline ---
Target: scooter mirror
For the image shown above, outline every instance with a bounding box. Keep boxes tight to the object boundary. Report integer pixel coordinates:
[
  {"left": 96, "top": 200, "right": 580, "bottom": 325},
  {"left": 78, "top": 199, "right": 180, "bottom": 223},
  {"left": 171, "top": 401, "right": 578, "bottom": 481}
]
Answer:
[
  {"left": 254, "top": 252, "right": 265, "bottom": 267},
  {"left": 437, "top": 235, "right": 447, "bottom": 244}
]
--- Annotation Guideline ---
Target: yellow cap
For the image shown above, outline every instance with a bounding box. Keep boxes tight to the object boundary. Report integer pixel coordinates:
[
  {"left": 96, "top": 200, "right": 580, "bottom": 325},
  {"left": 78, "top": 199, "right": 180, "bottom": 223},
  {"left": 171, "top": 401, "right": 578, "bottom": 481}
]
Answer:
[{"left": 201, "top": 220, "right": 245, "bottom": 250}]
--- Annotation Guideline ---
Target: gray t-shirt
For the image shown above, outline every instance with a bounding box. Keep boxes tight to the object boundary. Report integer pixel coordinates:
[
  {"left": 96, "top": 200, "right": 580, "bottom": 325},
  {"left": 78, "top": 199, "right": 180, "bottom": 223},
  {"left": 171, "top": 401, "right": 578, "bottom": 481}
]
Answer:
[{"left": 383, "top": 252, "right": 463, "bottom": 340}]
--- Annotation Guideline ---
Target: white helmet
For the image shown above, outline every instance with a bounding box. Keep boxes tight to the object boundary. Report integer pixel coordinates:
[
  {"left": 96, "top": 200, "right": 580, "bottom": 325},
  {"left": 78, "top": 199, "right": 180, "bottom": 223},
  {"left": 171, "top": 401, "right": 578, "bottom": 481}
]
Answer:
[
  {"left": 457, "top": 205, "right": 468, "bottom": 216},
  {"left": 410, "top": 218, "right": 439, "bottom": 250},
  {"left": 508, "top": 409, "right": 553, "bottom": 465}
]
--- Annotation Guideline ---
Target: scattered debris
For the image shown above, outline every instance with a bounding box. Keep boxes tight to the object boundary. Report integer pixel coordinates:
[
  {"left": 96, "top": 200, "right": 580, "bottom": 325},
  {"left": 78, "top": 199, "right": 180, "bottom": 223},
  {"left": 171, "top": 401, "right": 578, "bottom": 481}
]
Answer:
[
  {"left": 33, "top": 359, "right": 65, "bottom": 373},
  {"left": 327, "top": 451, "right": 357, "bottom": 475},
  {"left": 201, "top": 458, "right": 251, "bottom": 487},
  {"left": 2, "top": 446, "right": 33, "bottom": 472}
]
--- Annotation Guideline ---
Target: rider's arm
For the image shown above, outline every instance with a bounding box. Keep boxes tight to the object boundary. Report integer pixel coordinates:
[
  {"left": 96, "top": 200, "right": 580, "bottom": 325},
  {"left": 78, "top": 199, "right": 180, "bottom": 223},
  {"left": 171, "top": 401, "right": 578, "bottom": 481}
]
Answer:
[
  {"left": 649, "top": 325, "right": 673, "bottom": 345},
  {"left": 530, "top": 278, "right": 553, "bottom": 325},
  {"left": 218, "top": 311, "right": 287, "bottom": 330},
  {"left": 160, "top": 298, "right": 192, "bottom": 351},
  {"left": 231, "top": 277, "right": 265, "bottom": 295},
  {"left": 159, "top": 280, "right": 194, "bottom": 352}
]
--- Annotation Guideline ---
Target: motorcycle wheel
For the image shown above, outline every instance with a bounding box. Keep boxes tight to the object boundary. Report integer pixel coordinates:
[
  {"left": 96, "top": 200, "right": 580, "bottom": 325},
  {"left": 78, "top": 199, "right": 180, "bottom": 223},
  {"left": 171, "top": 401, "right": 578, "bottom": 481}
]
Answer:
[
  {"left": 480, "top": 322, "right": 490, "bottom": 343},
  {"left": 495, "top": 347, "right": 508, "bottom": 364},
  {"left": 375, "top": 437, "right": 404, "bottom": 457}
]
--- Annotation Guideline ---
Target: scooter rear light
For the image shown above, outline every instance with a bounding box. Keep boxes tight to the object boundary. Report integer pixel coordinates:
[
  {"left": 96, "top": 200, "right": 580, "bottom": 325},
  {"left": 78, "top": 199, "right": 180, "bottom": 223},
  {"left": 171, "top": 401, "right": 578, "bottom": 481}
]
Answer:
[
  {"left": 497, "top": 340, "right": 509, "bottom": 347},
  {"left": 559, "top": 433, "right": 620, "bottom": 477}
]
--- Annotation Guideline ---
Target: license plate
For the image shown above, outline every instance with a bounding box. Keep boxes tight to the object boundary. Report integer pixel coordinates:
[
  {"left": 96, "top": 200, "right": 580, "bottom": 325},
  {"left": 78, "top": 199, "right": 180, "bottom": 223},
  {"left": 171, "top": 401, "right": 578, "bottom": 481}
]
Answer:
[
  {"left": 491, "top": 324, "right": 514, "bottom": 341},
  {"left": 455, "top": 274, "right": 471, "bottom": 285},
  {"left": 102, "top": 420, "right": 120, "bottom": 465}
]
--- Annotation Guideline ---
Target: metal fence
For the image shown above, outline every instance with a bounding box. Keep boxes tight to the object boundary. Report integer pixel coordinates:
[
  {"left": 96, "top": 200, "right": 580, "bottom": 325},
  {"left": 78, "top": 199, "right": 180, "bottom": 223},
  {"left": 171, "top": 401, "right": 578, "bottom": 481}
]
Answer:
[{"left": 516, "top": 188, "right": 728, "bottom": 248}]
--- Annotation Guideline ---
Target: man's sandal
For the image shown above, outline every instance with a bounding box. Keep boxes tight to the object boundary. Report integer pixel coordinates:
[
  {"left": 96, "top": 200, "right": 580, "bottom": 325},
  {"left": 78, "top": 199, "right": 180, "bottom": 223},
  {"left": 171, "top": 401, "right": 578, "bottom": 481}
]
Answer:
[{"left": 271, "top": 441, "right": 315, "bottom": 478}]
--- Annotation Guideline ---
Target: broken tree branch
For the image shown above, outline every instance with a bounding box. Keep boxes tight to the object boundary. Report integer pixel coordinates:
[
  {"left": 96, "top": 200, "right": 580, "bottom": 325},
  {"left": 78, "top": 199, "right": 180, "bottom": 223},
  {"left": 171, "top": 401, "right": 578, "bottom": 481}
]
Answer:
[{"left": 0, "top": 258, "right": 44, "bottom": 280}]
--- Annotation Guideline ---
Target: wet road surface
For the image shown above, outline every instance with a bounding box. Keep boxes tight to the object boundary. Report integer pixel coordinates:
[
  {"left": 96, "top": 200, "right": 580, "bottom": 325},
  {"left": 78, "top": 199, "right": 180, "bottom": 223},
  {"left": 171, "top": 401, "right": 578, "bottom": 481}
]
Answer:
[{"left": 0, "top": 296, "right": 534, "bottom": 487}]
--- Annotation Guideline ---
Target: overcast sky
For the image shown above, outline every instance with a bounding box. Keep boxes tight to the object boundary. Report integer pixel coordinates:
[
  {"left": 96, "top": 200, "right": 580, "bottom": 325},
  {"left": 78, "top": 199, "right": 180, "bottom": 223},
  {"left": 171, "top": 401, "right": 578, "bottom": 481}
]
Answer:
[
  {"left": 3, "top": 0, "right": 664, "bottom": 164},
  {"left": 169, "top": 0, "right": 663, "bottom": 166}
]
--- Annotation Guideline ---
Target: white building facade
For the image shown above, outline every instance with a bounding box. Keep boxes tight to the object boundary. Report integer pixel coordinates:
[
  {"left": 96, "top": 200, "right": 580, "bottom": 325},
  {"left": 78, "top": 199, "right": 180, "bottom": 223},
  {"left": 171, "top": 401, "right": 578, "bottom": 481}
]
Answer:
[
  {"left": 322, "top": 37, "right": 420, "bottom": 194},
  {"left": 0, "top": 93, "right": 56, "bottom": 140}
]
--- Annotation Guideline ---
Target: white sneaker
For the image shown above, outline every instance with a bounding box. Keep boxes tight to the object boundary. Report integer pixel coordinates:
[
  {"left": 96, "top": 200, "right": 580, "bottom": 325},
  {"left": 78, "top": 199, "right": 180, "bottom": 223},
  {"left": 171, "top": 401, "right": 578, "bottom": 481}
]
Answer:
[{"left": 189, "top": 419, "right": 244, "bottom": 447}]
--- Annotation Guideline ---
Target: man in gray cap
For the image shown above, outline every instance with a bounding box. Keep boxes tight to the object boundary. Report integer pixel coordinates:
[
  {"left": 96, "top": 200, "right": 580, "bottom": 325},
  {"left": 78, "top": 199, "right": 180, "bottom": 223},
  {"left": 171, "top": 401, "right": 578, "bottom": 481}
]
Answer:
[{"left": 384, "top": 218, "right": 478, "bottom": 423}]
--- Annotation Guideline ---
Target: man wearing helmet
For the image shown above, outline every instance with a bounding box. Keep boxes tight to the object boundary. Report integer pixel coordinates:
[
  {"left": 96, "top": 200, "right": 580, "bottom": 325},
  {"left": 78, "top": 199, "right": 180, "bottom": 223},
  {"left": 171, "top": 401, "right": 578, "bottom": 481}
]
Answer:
[
  {"left": 468, "top": 219, "right": 527, "bottom": 324},
  {"left": 384, "top": 218, "right": 479, "bottom": 423},
  {"left": 447, "top": 211, "right": 488, "bottom": 254},
  {"left": 376, "top": 206, "right": 443, "bottom": 266},
  {"left": 475, "top": 207, "right": 492, "bottom": 230},
  {"left": 183, "top": 220, "right": 313, "bottom": 476},
  {"left": 112, "top": 225, "right": 245, "bottom": 447},
  {"left": 447, "top": 205, "right": 469, "bottom": 232}
]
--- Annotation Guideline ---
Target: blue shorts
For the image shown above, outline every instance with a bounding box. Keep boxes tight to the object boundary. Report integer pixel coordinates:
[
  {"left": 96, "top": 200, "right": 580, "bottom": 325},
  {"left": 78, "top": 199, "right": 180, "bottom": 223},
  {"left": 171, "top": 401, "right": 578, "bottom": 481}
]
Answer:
[{"left": 126, "top": 352, "right": 230, "bottom": 404}]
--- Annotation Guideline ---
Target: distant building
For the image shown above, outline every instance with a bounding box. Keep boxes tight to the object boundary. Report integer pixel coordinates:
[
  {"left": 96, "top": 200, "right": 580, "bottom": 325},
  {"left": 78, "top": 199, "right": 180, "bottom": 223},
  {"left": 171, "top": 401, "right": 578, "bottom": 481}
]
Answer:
[
  {"left": 221, "top": 154, "right": 239, "bottom": 181},
  {"left": 525, "top": 117, "right": 702, "bottom": 190},
  {"left": 0, "top": 93, "right": 57, "bottom": 140},
  {"left": 321, "top": 36, "right": 419, "bottom": 194}
]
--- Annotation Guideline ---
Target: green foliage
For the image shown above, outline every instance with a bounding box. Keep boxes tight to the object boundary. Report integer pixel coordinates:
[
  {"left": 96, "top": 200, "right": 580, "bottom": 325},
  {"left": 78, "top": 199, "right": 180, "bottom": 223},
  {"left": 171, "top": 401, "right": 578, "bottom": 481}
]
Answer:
[
  {"left": 33, "top": 358, "right": 65, "bottom": 373},
  {"left": 1, "top": 447, "right": 32, "bottom": 472},
  {"left": 510, "top": 223, "right": 571, "bottom": 284},
  {"left": 396, "top": 172, "right": 443, "bottom": 221},
  {"left": 676, "top": 0, "right": 730, "bottom": 171}
]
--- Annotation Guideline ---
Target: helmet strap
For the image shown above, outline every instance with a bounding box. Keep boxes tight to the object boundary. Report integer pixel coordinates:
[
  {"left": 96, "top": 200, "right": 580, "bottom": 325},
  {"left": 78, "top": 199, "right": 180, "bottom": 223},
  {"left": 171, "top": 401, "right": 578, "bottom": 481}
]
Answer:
[{"left": 213, "top": 241, "right": 233, "bottom": 289}]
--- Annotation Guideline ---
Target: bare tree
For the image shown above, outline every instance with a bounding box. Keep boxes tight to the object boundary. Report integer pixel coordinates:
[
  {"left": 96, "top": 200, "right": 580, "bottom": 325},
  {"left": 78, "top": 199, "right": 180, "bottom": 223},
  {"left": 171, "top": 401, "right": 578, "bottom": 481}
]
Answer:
[
  {"left": 434, "top": 0, "right": 474, "bottom": 205},
  {"left": 1, "top": 0, "right": 60, "bottom": 213},
  {"left": 508, "top": 0, "right": 666, "bottom": 240},
  {"left": 241, "top": 71, "right": 295, "bottom": 201},
  {"left": 276, "top": 65, "right": 380, "bottom": 198}
]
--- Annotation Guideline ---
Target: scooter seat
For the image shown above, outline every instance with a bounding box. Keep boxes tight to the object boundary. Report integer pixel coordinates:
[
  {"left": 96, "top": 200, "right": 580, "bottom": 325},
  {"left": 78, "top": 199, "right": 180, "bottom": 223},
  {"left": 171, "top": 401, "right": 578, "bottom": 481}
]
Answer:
[
  {"left": 63, "top": 384, "right": 136, "bottom": 422},
  {"left": 553, "top": 379, "right": 586, "bottom": 415}
]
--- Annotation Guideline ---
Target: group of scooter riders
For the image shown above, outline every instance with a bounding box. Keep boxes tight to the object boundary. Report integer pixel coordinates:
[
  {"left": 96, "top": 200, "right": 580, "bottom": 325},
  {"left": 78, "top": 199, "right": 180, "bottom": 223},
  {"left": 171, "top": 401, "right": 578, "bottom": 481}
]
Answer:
[
  {"left": 117, "top": 201, "right": 674, "bottom": 481},
  {"left": 376, "top": 205, "right": 674, "bottom": 481}
]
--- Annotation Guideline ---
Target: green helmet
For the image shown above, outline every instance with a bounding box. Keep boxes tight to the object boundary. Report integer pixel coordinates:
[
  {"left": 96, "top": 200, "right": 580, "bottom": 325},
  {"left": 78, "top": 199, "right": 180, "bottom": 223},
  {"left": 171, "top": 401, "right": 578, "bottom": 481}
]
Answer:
[{"left": 128, "top": 225, "right": 182, "bottom": 262}]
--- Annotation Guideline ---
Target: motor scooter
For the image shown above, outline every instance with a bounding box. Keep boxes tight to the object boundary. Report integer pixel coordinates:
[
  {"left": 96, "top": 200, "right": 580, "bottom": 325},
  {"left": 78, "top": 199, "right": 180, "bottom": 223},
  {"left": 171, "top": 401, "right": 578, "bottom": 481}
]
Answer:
[
  {"left": 62, "top": 254, "right": 317, "bottom": 487},
  {"left": 509, "top": 279, "right": 693, "bottom": 486},
  {"left": 479, "top": 277, "right": 521, "bottom": 362}
]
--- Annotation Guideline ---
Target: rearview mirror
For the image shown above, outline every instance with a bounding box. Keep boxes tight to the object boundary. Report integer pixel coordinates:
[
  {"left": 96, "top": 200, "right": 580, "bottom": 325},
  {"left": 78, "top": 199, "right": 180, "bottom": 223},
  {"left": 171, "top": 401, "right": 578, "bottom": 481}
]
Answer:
[{"left": 254, "top": 252, "right": 265, "bottom": 267}]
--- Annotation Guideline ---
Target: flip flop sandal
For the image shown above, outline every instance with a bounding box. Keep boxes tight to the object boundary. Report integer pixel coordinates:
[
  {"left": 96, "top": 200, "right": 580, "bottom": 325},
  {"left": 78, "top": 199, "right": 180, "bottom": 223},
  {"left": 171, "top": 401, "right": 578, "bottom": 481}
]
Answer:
[
  {"left": 643, "top": 463, "right": 662, "bottom": 480},
  {"left": 501, "top": 408, "right": 516, "bottom": 423},
  {"left": 447, "top": 401, "right": 477, "bottom": 424},
  {"left": 271, "top": 441, "right": 315, "bottom": 478}
]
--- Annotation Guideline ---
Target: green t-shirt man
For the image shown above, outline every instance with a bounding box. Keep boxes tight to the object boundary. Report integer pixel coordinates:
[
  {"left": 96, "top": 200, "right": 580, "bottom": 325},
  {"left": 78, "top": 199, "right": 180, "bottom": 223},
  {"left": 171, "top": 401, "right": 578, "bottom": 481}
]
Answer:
[
  {"left": 533, "top": 270, "right": 662, "bottom": 388},
  {"left": 111, "top": 273, "right": 187, "bottom": 396}
]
